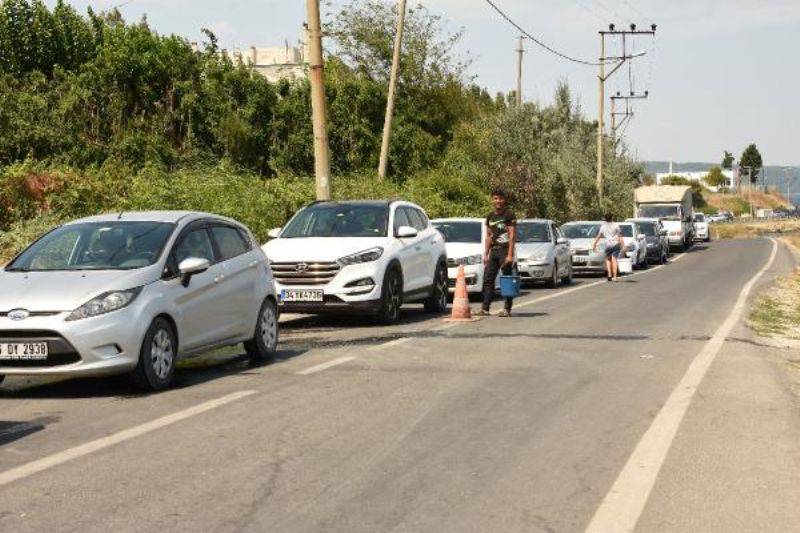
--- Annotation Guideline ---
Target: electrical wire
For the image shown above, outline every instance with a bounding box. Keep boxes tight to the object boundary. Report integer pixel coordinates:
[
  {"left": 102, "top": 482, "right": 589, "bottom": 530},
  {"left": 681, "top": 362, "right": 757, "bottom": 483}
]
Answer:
[{"left": 484, "top": 0, "right": 603, "bottom": 67}]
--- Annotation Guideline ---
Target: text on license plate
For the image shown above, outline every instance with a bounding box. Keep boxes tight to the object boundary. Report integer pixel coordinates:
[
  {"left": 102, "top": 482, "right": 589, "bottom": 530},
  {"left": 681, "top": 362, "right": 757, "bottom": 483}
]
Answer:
[
  {"left": 281, "top": 289, "right": 324, "bottom": 303},
  {"left": 573, "top": 256, "right": 588, "bottom": 263},
  {"left": 0, "top": 342, "right": 48, "bottom": 360}
]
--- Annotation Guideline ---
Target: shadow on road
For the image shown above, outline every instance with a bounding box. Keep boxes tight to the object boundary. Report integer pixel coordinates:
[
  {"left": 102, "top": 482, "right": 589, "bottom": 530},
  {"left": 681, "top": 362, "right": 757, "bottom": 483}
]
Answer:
[{"left": 0, "top": 416, "right": 59, "bottom": 447}]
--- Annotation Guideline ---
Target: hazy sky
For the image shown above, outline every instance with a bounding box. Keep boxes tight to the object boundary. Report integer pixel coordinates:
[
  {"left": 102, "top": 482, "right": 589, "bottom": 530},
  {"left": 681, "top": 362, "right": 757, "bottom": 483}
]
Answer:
[{"left": 49, "top": 0, "right": 800, "bottom": 166}]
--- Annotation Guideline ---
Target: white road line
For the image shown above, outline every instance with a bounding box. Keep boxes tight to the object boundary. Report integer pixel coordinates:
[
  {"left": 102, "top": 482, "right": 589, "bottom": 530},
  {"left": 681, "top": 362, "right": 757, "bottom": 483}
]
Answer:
[
  {"left": 585, "top": 238, "right": 778, "bottom": 533},
  {"left": 0, "top": 390, "right": 257, "bottom": 488},
  {"left": 297, "top": 356, "right": 356, "bottom": 375}
]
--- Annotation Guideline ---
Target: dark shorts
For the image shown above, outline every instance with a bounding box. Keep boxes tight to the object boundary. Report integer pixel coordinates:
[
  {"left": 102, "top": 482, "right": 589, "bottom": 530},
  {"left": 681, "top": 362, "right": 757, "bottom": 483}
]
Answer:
[{"left": 604, "top": 244, "right": 621, "bottom": 258}]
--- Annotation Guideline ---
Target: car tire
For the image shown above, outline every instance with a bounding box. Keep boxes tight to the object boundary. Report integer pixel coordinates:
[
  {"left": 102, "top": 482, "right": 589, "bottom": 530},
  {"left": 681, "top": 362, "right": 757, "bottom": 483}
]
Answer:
[
  {"left": 561, "top": 263, "right": 573, "bottom": 285},
  {"left": 423, "top": 262, "right": 448, "bottom": 314},
  {"left": 0, "top": 374, "right": 5, "bottom": 386},
  {"left": 376, "top": 267, "right": 403, "bottom": 325},
  {"left": 545, "top": 262, "right": 559, "bottom": 288},
  {"left": 245, "top": 298, "right": 278, "bottom": 363},
  {"left": 132, "top": 317, "right": 177, "bottom": 391}
]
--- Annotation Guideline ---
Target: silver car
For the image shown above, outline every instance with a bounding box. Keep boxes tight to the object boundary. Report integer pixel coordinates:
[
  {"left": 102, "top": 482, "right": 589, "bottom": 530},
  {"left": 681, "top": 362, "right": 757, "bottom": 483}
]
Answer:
[
  {"left": 561, "top": 221, "right": 606, "bottom": 274},
  {"left": 515, "top": 219, "right": 573, "bottom": 287},
  {"left": 0, "top": 211, "right": 278, "bottom": 391}
]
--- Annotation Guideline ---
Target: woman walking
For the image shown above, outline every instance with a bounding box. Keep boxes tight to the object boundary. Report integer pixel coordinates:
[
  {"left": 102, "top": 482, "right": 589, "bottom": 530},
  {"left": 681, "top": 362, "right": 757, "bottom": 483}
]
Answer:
[{"left": 593, "top": 213, "right": 625, "bottom": 282}]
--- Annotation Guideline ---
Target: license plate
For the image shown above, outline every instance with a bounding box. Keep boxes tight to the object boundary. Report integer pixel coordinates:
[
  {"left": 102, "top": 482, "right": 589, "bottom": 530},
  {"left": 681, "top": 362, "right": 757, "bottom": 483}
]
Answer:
[
  {"left": 280, "top": 289, "right": 323, "bottom": 303},
  {"left": 573, "top": 256, "right": 588, "bottom": 263},
  {"left": 0, "top": 342, "right": 48, "bottom": 360}
]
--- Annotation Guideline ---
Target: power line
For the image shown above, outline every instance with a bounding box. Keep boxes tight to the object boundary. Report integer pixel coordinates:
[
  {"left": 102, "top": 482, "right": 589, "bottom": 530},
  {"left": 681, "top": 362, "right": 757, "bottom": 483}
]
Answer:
[{"left": 484, "top": 0, "right": 602, "bottom": 67}]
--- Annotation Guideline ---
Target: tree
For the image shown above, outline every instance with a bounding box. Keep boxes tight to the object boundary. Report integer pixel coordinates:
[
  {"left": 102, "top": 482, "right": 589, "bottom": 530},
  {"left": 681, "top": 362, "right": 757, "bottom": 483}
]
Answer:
[
  {"left": 740, "top": 144, "right": 763, "bottom": 184},
  {"left": 721, "top": 150, "right": 734, "bottom": 169},
  {"left": 704, "top": 166, "right": 728, "bottom": 188}
]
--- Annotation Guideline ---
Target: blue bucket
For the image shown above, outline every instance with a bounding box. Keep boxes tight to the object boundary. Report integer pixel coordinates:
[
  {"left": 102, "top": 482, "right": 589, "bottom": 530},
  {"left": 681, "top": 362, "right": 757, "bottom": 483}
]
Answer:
[{"left": 499, "top": 275, "right": 520, "bottom": 298}]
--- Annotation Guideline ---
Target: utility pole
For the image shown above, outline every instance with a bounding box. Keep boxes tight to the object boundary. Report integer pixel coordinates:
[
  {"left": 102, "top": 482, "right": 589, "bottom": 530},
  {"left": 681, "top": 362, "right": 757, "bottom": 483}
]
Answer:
[
  {"left": 596, "top": 23, "right": 656, "bottom": 198},
  {"left": 306, "top": 0, "right": 331, "bottom": 200},
  {"left": 516, "top": 35, "right": 525, "bottom": 106},
  {"left": 378, "top": 0, "right": 408, "bottom": 180}
]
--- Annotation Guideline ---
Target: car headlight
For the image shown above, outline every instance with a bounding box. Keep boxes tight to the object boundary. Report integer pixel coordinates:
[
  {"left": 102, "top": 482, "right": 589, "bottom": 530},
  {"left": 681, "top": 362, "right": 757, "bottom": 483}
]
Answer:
[
  {"left": 66, "top": 287, "right": 143, "bottom": 321},
  {"left": 338, "top": 247, "right": 384, "bottom": 266},
  {"left": 456, "top": 254, "right": 483, "bottom": 266}
]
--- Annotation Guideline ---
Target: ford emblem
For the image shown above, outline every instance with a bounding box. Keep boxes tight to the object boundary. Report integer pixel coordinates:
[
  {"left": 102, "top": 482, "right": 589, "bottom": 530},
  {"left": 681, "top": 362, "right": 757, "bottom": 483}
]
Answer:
[{"left": 8, "top": 309, "right": 30, "bottom": 321}]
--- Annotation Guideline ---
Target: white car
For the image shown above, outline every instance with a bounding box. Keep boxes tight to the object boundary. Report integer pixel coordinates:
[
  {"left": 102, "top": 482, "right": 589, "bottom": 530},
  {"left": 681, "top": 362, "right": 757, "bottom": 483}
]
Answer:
[
  {"left": 515, "top": 219, "right": 573, "bottom": 287},
  {"left": 561, "top": 221, "right": 605, "bottom": 274},
  {"left": 431, "top": 218, "right": 485, "bottom": 295},
  {"left": 693, "top": 213, "right": 710, "bottom": 241},
  {"left": 263, "top": 200, "right": 448, "bottom": 324},
  {"left": 618, "top": 222, "right": 648, "bottom": 269},
  {"left": 0, "top": 211, "right": 278, "bottom": 391}
]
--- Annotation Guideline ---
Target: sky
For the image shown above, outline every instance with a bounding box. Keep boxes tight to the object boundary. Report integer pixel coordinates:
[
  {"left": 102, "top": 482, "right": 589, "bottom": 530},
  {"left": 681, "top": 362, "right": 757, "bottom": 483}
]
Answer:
[{"left": 48, "top": 0, "right": 800, "bottom": 166}]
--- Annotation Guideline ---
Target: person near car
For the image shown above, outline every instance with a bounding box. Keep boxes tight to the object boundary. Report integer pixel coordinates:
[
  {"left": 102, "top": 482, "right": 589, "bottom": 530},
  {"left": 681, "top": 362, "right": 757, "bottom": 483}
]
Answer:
[
  {"left": 593, "top": 213, "right": 624, "bottom": 282},
  {"left": 478, "top": 189, "right": 517, "bottom": 317}
]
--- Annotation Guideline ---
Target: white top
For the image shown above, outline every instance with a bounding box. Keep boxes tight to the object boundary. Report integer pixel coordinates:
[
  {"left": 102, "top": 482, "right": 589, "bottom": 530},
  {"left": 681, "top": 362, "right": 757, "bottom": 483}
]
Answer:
[{"left": 598, "top": 221, "right": 621, "bottom": 247}]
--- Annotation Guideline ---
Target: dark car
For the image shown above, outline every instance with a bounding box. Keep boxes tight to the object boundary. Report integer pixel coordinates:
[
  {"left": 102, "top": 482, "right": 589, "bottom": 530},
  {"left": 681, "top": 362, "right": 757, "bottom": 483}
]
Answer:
[{"left": 627, "top": 218, "right": 669, "bottom": 264}]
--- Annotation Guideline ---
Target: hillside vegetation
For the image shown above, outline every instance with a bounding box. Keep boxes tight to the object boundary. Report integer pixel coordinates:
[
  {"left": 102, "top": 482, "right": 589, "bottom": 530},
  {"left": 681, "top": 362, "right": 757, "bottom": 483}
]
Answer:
[{"left": 0, "top": 0, "right": 643, "bottom": 260}]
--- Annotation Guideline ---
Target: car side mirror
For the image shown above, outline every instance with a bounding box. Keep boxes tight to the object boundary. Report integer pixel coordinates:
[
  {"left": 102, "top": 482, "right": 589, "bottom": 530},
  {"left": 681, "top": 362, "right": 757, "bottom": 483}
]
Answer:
[
  {"left": 267, "top": 227, "right": 282, "bottom": 239},
  {"left": 396, "top": 225, "right": 418, "bottom": 238},
  {"left": 178, "top": 257, "right": 210, "bottom": 287},
  {"left": 556, "top": 237, "right": 568, "bottom": 245}
]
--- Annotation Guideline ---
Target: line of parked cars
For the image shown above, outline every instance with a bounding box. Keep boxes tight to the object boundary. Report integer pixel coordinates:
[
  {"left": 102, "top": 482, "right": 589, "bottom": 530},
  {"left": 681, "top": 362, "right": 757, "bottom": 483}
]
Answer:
[{"left": 0, "top": 199, "right": 708, "bottom": 391}]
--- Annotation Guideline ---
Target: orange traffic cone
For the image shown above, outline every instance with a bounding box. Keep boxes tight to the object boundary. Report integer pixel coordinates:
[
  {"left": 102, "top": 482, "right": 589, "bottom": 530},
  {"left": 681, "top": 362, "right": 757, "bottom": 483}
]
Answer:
[{"left": 445, "top": 265, "right": 480, "bottom": 322}]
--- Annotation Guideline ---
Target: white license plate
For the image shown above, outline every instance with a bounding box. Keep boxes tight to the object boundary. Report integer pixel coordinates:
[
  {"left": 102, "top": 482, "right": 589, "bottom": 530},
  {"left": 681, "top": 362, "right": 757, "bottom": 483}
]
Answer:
[
  {"left": 0, "top": 342, "right": 48, "bottom": 360},
  {"left": 281, "top": 289, "right": 324, "bottom": 303},
  {"left": 573, "top": 256, "right": 588, "bottom": 263}
]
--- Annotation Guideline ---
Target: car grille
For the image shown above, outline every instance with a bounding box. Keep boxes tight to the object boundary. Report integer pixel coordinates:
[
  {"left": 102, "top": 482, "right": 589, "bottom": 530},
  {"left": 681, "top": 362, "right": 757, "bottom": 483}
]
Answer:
[
  {"left": 270, "top": 261, "right": 341, "bottom": 286},
  {"left": 0, "top": 330, "right": 80, "bottom": 367},
  {"left": 447, "top": 258, "right": 459, "bottom": 268},
  {"left": 573, "top": 249, "right": 589, "bottom": 256}
]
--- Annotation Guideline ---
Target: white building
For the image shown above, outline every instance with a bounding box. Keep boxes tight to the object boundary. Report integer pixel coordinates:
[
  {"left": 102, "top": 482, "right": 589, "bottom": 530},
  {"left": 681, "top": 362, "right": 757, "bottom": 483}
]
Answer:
[
  {"left": 655, "top": 162, "right": 736, "bottom": 192},
  {"left": 224, "top": 44, "right": 308, "bottom": 83}
]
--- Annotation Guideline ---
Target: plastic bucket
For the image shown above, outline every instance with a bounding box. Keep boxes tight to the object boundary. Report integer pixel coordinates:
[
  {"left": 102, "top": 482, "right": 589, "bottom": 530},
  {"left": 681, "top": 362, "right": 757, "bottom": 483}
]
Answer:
[{"left": 499, "top": 275, "right": 521, "bottom": 298}]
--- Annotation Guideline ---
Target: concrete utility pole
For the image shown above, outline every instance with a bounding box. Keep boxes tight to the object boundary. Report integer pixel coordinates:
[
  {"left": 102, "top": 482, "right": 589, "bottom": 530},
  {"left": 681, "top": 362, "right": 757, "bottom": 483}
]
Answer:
[
  {"left": 378, "top": 0, "right": 408, "bottom": 180},
  {"left": 306, "top": 0, "right": 331, "bottom": 200},
  {"left": 596, "top": 24, "right": 656, "bottom": 198},
  {"left": 515, "top": 35, "right": 525, "bottom": 106}
]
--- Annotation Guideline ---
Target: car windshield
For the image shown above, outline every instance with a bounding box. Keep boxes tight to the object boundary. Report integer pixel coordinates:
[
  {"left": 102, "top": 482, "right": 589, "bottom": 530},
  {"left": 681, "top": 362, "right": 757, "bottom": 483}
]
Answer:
[
  {"left": 516, "top": 222, "right": 551, "bottom": 243},
  {"left": 619, "top": 225, "right": 634, "bottom": 237},
  {"left": 281, "top": 204, "right": 389, "bottom": 238},
  {"left": 640, "top": 205, "right": 681, "bottom": 219},
  {"left": 694, "top": 214, "right": 705, "bottom": 222},
  {"left": 636, "top": 222, "right": 657, "bottom": 236},
  {"left": 433, "top": 221, "right": 482, "bottom": 243},
  {"left": 6, "top": 221, "right": 174, "bottom": 272},
  {"left": 561, "top": 224, "right": 599, "bottom": 239}
]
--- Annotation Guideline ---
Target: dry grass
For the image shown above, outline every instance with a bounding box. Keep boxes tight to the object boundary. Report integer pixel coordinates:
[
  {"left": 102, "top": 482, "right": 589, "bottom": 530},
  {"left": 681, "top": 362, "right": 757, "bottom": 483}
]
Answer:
[
  {"left": 706, "top": 190, "right": 789, "bottom": 216},
  {"left": 748, "top": 236, "right": 800, "bottom": 340},
  {"left": 712, "top": 219, "right": 800, "bottom": 240}
]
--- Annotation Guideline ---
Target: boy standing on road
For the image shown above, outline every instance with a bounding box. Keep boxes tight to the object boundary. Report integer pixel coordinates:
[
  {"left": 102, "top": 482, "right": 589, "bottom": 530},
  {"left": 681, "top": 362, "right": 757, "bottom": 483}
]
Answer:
[
  {"left": 593, "top": 213, "right": 625, "bottom": 282},
  {"left": 478, "top": 189, "right": 517, "bottom": 317}
]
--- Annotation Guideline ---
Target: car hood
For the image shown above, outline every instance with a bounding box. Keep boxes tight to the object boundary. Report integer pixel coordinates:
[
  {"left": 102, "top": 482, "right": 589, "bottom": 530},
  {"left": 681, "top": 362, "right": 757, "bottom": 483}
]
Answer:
[
  {"left": 0, "top": 268, "right": 159, "bottom": 312},
  {"left": 444, "top": 242, "right": 483, "bottom": 260},
  {"left": 263, "top": 237, "right": 388, "bottom": 262},
  {"left": 567, "top": 238, "right": 596, "bottom": 251},
  {"left": 516, "top": 242, "right": 552, "bottom": 259}
]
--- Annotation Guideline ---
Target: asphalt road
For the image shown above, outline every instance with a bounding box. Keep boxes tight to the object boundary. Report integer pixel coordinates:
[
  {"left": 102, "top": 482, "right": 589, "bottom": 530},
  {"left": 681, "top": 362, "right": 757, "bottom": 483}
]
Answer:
[{"left": 1, "top": 238, "right": 799, "bottom": 532}]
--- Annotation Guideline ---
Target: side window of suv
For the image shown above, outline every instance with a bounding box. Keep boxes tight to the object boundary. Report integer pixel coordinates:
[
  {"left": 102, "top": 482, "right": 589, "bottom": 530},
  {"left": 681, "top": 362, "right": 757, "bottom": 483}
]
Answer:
[
  {"left": 210, "top": 225, "right": 250, "bottom": 261},
  {"left": 393, "top": 207, "right": 411, "bottom": 234},
  {"left": 406, "top": 208, "right": 427, "bottom": 231}
]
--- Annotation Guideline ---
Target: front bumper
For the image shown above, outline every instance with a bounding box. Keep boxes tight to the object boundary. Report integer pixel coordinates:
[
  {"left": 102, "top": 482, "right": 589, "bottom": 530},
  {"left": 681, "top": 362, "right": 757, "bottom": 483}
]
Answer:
[
  {"left": 571, "top": 253, "right": 606, "bottom": 272},
  {"left": 446, "top": 265, "right": 483, "bottom": 294},
  {"left": 517, "top": 261, "right": 554, "bottom": 281},
  {"left": 694, "top": 227, "right": 709, "bottom": 240},
  {"left": 274, "top": 261, "right": 385, "bottom": 314},
  {"left": 0, "top": 306, "right": 145, "bottom": 377},
  {"left": 645, "top": 244, "right": 663, "bottom": 260}
]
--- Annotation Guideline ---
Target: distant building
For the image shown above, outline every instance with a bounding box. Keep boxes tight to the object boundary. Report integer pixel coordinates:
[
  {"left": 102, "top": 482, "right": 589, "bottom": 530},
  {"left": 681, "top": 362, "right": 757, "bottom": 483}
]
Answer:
[
  {"left": 655, "top": 162, "right": 736, "bottom": 192},
  {"left": 224, "top": 44, "right": 308, "bottom": 83}
]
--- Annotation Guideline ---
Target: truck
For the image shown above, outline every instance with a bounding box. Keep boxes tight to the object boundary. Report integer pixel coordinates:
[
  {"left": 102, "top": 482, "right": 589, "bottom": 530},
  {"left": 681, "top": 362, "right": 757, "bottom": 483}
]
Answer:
[{"left": 633, "top": 185, "right": 694, "bottom": 251}]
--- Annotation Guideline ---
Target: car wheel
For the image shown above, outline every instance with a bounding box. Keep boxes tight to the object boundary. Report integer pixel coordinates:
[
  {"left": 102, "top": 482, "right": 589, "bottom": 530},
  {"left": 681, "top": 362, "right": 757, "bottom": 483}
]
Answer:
[
  {"left": 561, "top": 262, "right": 573, "bottom": 285},
  {"left": 545, "top": 262, "right": 559, "bottom": 288},
  {"left": 132, "top": 317, "right": 177, "bottom": 391},
  {"left": 424, "top": 262, "right": 448, "bottom": 313},
  {"left": 377, "top": 268, "right": 403, "bottom": 325},
  {"left": 245, "top": 298, "right": 278, "bottom": 362},
  {"left": 0, "top": 374, "right": 5, "bottom": 386}
]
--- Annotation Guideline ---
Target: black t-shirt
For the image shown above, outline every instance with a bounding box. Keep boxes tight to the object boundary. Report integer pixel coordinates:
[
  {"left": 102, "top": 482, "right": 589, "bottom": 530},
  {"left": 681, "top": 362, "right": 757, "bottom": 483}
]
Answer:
[{"left": 486, "top": 209, "right": 517, "bottom": 250}]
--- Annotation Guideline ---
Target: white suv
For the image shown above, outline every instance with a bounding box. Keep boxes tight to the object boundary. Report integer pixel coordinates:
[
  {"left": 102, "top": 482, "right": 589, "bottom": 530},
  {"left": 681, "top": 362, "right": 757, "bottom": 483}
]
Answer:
[{"left": 263, "top": 200, "right": 448, "bottom": 324}]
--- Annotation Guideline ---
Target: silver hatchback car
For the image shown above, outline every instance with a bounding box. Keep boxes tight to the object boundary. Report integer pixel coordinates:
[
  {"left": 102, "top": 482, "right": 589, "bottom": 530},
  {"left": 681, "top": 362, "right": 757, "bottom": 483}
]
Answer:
[{"left": 0, "top": 211, "right": 278, "bottom": 390}]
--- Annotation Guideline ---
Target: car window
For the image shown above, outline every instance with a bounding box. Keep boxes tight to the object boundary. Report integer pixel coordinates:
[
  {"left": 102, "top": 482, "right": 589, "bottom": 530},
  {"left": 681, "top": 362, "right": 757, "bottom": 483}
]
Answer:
[
  {"left": 619, "top": 225, "right": 634, "bottom": 237},
  {"left": 174, "top": 227, "right": 215, "bottom": 265},
  {"left": 405, "top": 208, "right": 427, "bottom": 231},
  {"left": 281, "top": 204, "right": 389, "bottom": 238},
  {"left": 393, "top": 208, "right": 411, "bottom": 233},
  {"left": 413, "top": 208, "right": 429, "bottom": 229},
  {"left": 210, "top": 225, "right": 250, "bottom": 261}
]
